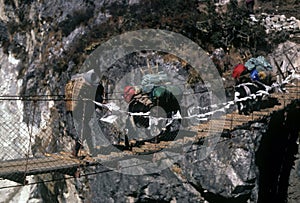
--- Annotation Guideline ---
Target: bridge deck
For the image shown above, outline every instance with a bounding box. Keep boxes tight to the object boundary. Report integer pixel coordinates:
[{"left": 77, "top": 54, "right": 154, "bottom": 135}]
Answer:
[
  {"left": 0, "top": 152, "right": 97, "bottom": 184},
  {"left": 0, "top": 84, "right": 299, "bottom": 185}
]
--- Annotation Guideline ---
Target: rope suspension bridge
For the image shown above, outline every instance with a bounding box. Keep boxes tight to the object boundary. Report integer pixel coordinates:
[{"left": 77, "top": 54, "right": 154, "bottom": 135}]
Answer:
[
  {"left": 0, "top": 43, "right": 300, "bottom": 188},
  {"left": 0, "top": 77, "right": 299, "bottom": 189}
]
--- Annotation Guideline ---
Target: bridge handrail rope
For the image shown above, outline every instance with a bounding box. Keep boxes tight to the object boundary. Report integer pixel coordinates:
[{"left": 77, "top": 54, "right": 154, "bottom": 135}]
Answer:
[
  {"left": 0, "top": 46, "right": 299, "bottom": 189},
  {"left": 0, "top": 120, "right": 286, "bottom": 190},
  {"left": 1, "top": 74, "right": 300, "bottom": 188},
  {"left": 0, "top": 128, "right": 269, "bottom": 189},
  {"left": 0, "top": 113, "right": 285, "bottom": 190},
  {"left": 88, "top": 70, "right": 300, "bottom": 124}
]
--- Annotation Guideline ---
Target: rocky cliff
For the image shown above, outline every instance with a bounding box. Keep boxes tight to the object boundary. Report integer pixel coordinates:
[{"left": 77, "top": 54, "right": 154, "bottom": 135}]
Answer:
[
  {"left": 89, "top": 100, "right": 300, "bottom": 203},
  {"left": 0, "top": 0, "right": 299, "bottom": 202}
]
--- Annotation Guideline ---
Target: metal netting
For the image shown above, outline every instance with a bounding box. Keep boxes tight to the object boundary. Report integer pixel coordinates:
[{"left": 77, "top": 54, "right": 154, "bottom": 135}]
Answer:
[
  {"left": 0, "top": 80, "right": 298, "bottom": 189},
  {"left": 0, "top": 98, "right": 76, "bottom": 187}
]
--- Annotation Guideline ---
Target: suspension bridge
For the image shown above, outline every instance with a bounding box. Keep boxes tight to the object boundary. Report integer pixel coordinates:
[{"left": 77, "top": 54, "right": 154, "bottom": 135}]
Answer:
[{"left": 0, "top": 78, "right": 299, "bottom": 188}]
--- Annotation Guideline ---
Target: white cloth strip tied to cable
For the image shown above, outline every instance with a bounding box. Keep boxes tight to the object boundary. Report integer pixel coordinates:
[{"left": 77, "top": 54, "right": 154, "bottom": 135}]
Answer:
[
  {"left": 92, "top": 87, "right": 263, "bottom": 123},
  {"left": 271, "top": 70, "right": 300, "bottom": 90},
  {"left": 93, "top": 100, "right": 121, "bottom": 112},
  {"left": 93, "top": 100, "right": 151, "bottom": 116},
  {"left": 92, "top": 70, "right": 300, "bottom": 124},
  {"left": 100, "top": 114, "right": 119, "bottom": 123}
]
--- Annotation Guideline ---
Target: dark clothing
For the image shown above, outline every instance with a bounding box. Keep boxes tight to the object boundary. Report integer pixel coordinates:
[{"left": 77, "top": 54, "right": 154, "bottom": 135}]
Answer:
[
  {"left": 246, "top": 0, "right": 254, "bottom": 14},
  {"left": 66, "top": 111, "right": 78, "bottom": 141},
  {"left": 95, "top": 83, "right": 105, "bottom": 109},
  {"left": 234, "top": 81, "right": 267, "bottom": 115},
  {"left": 66, "top": 111, "right": 82, "bottom": 157}
]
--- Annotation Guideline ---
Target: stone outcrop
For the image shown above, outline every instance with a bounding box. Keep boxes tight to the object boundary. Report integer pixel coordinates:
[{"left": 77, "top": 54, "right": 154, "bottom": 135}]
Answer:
[
  {"left": 181, "top": 126, "right": 265, "bottom": 203},
  {"left": 268, "top": 41, "right": 300, "bottom": 74},
  {"left": 0, "top": 0, "right": 299, "bottom": 202},
  {"left": 249, "top": 13, "right": 299, "bottom": 32},
  {"left": 88, "top": 99, "right": 300, "bottom": 203}
]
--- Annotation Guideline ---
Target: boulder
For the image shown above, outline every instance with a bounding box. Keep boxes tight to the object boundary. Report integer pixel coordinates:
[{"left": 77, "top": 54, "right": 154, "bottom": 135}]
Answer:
[{"left": 181, "top": 127, "right": 265, "bottom": 202}]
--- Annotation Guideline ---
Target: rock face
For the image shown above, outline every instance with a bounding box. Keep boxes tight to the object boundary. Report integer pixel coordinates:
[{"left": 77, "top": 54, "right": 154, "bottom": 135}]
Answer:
[
  {"left": 268, "top": 41, "right": 300, "bottom": 77},
  {"left": 89, "top": 102, "right": 300, "bottom": 203},
  {"left": 0, "top": 0, "right": 299, "bottom": 202},
  {"left": 182, "top": 127, "right": 264, "bottom": 203},
  {"left": 90, "top": 126, "right": 265, "bottom": 203},
  {"left": 250, "top": 13, "right": 300, "bottom": 35},
  {"left": 90, "top": 167, "right": 204, "bottom": 203}
]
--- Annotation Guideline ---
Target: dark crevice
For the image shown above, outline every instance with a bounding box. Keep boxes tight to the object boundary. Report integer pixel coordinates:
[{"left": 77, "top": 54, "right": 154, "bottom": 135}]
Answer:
[
  {"left": 188, "top": 180, "right": 251, "bottom": 203},
  {"left": 256, "top": 100, "right": 300, "bottom": 203}
]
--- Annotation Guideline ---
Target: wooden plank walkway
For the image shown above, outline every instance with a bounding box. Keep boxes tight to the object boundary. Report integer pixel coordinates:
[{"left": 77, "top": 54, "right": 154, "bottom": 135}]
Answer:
[
  {"left": 124, "top": 84, "right": 300, "bottom": 154},
  {"left": 0, "top": 152, "right": 98, "bottom": 184},
  {"left": 0, "top": 84, "right": 299, "bottom": 184}
]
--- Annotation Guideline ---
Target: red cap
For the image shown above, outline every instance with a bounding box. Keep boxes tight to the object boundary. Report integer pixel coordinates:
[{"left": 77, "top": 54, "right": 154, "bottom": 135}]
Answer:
[{"left": 124, "top": 86, "right": 136, "bottom": 103}]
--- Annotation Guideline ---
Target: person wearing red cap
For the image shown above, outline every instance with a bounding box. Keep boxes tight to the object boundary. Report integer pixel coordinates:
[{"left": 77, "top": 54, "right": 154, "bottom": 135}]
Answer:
[{"left": 124, "top": 86, "right": 137, "bottom": 103}]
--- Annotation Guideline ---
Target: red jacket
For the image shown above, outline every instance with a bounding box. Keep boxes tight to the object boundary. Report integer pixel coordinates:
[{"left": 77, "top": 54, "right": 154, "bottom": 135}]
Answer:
[{"left": 232, "top": 64, "right": 247, "bottom": 79}]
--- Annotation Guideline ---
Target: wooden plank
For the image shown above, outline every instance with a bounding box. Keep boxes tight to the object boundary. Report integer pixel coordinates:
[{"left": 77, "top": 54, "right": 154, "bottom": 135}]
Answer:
[
  {"left": 0, "top": 153, "right": 96, "bottom": 178},
  {"left": 0, "top": 84, "right": 298, "bottom": 182}
]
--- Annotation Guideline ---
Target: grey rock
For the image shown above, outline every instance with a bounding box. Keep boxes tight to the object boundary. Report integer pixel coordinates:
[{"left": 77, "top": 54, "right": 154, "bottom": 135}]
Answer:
[
  {"left": 181, "top": 130, "right": 261, "bottom": 202},
  {"left": 0, "top": 0, "right": 299, "bottom": 202},
  {"left": 90, "top": 166, "right": 203, "bottom": 203}
]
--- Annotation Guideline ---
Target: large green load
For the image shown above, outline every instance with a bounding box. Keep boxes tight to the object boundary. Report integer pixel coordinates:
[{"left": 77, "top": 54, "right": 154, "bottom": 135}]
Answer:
[
  {"left": 151, "top": 85, "right": 183, "bottom": 105},
  {"left": 140, "top": 72, "right": 183, "bottom": 102},
  {"left": 141, "top": 72, "right": 169, "bottom": 93}
]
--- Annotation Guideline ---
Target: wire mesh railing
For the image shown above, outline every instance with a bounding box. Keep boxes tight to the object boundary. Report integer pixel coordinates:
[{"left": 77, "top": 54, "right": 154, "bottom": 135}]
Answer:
[
  {"left": 0, "top": 80, "right": 299, "bottom": 189},
  {"left": 0, "top": 100, "right": 65, "bottom": 159},
  {"left": 0, "top": 97, "right": 77, "bottom": 187}
]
